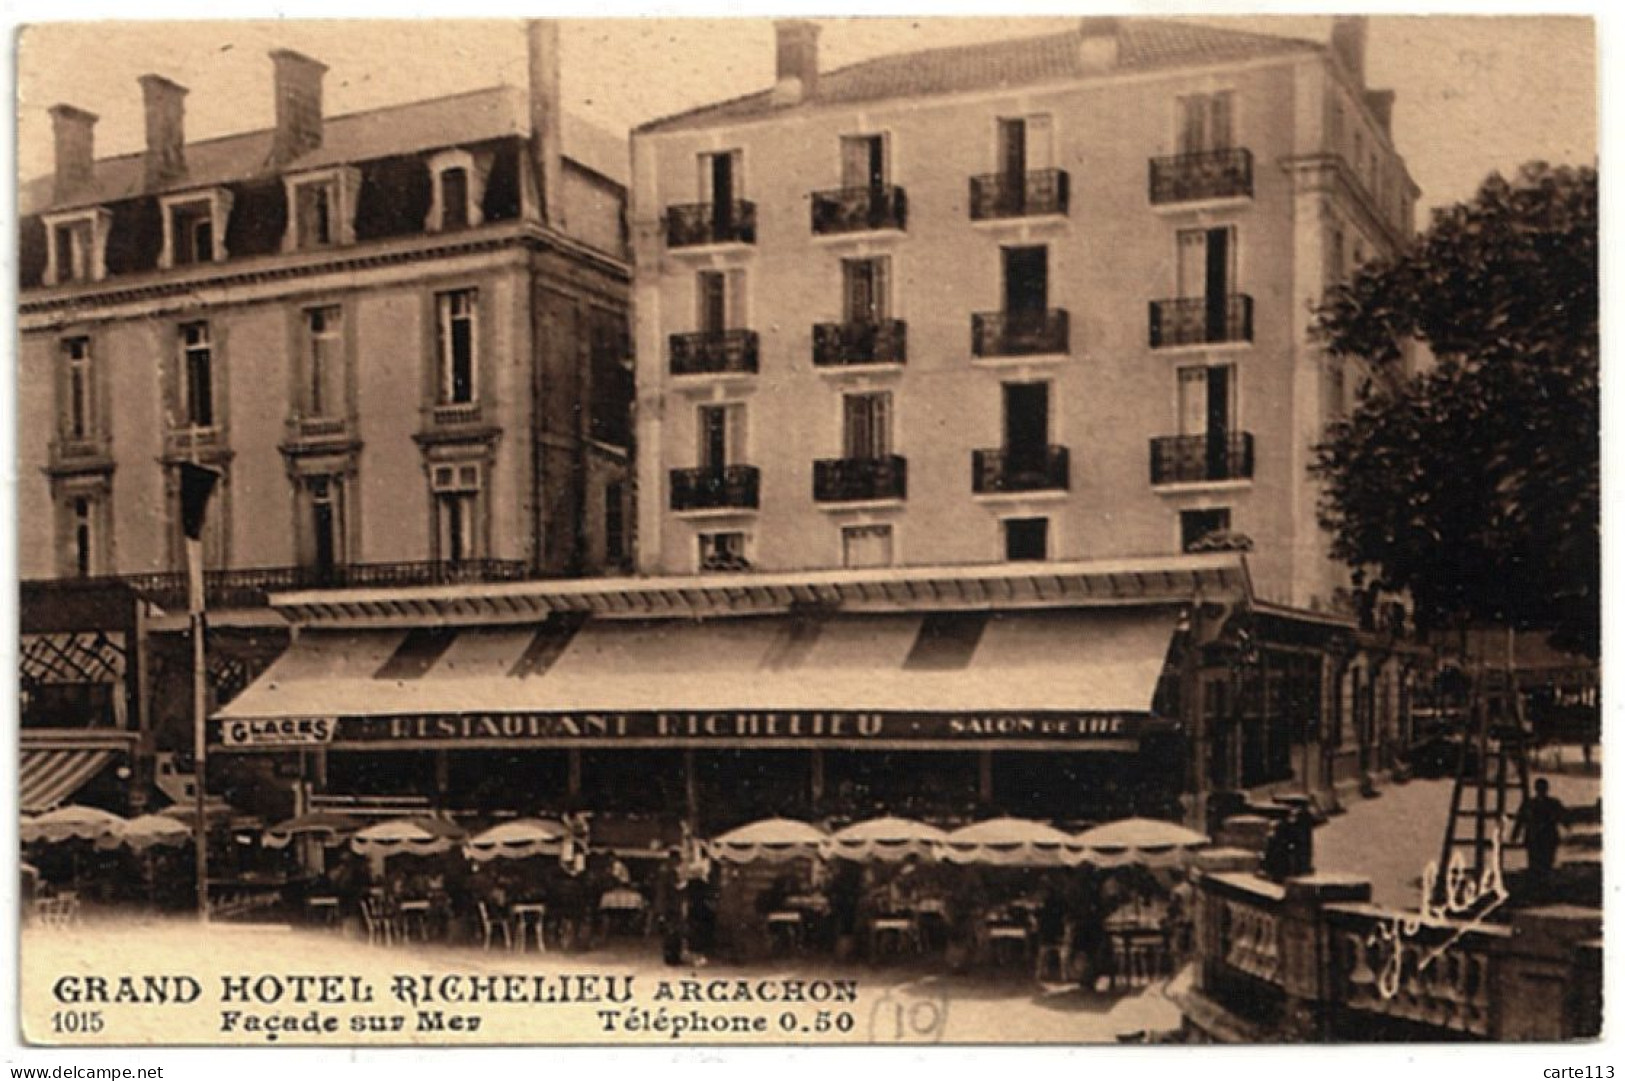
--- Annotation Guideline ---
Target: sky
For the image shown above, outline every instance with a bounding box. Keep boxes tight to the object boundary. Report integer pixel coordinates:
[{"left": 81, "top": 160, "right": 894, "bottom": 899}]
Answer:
[{"left": 11, "top": 14, "right": 1597, "bottom": 215}]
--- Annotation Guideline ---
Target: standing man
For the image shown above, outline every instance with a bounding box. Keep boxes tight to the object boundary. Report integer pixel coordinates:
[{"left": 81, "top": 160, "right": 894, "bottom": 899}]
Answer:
[{"left": 1513, "top": 778, "right": 1566, "bottom": 896}]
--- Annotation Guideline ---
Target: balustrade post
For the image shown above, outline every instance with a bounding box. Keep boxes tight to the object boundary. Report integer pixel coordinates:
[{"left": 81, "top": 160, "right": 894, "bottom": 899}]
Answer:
[
  {"left": 1493, "top": 906, "right": 1603, "bottom": 1040},
  {"left": 1276, "top": 874, "right": 1373, "bottom": 1041}
]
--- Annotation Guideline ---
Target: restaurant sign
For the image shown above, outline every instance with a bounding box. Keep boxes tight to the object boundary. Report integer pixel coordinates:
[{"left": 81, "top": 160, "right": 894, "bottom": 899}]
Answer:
[{"left": 215, "top": 711, "right": 1156, "bottom": 747}]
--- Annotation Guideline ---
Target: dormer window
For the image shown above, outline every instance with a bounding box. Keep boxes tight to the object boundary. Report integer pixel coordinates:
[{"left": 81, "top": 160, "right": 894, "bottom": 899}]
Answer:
[
  {"left": 41, "top": 208, "right": 111, "bottom": 286},
  {"left": 159, "top": 188, "right": 233, "bottom": 269},
  {"left": 426, "top": 149, "right": 490, "bottom": 233},
  {"left": 281, "top": 167, "right": 359, "bottom": 252}
]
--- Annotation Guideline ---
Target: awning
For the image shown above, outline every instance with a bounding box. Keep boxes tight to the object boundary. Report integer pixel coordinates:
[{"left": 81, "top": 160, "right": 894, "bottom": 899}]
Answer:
[
  {"left": 20, "top": 749, "right": 117, "bottom": 814},
  {"left": 216, "top": 607, "right": 1181, "bottom": 752}
]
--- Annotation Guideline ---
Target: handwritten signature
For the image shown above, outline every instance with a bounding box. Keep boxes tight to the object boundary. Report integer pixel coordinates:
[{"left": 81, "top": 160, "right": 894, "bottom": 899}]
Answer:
[{"left": 1369, "top": 820, "right": 1509, "bottom": 1000}]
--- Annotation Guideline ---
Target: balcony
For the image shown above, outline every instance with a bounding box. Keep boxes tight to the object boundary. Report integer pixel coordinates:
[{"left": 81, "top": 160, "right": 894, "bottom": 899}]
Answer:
[
  {"left": 670, "top": 465, "right": 760, "bottom": 512},
  {"left": 810, "top": 185, "right": 908, "bottom": 235},
  {"left": 969, "top": 169, "right": 1070, "bottom": 220},
  {"left": 282, "top": 414, "right": 357, "bottom": 453},
  {"left": 972, "top": 309, "right": 1070, "bottom": 358},
  {"left": 665, "top": 201, "right": 757, "bottom": 248},
  {"left": 670, "top": 330, "right": 760, "bottom": 376},
  {"left": 78, "top": 560, "right": 540, "bottom": 611},
  {"left": 813, "top": 455, "right": 908, "bottom": 503},
  {"left": 972, "top": 445, "right": 1070, "bottom": 494},
  {"left": 1150, "top": 432, "right": 1256, "bottom": 485},
  {"left": 1149, "top": 294, "right": 1254, "bottom": 348},
  {"left": 163, "top": 425, "right": 225, "bottom": 462},
  {"left": 812, "top": 320, "right": 907, "bottom": 367},
  {"left": 1148, "top": 148, "right": 1254, "bottom": 205}
]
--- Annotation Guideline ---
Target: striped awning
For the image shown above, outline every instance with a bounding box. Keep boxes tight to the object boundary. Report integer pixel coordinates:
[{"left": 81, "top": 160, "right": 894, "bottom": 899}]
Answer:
[{"left": 20, "top": 749, "right": 117, "bottom": 815}]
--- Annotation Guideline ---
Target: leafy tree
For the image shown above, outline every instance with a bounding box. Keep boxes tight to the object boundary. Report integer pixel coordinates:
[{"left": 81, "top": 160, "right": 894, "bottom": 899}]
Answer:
[{"left": 1312, "top": 162, "right": 1598, "bottom": 657}]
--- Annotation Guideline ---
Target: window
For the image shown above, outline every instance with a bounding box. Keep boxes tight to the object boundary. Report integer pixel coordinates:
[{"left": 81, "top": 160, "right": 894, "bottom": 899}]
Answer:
[
  {"left": 431, "top": 462, "right": 483, "bottom": 564},
  {"left": 842, "top": 257, "right": 890, "bottom": 323},
  {"left": 170, "top": 201, "right": 215, "bottom": 266},
  {"left": 1177, "top": 365, "right": 1237, "bottom": 438},
  {"left": 52, "top": 221, "right": 92, "bottom": 284},
  {"left": 440, "top": 168, "right": 470, "bottom": 230},
  {"left": 436, "top": 290, "right": 478, "bottom": 405},
  {"left": 1003, "top": 246, "right": 1049, "bottom": 314},
  {"left": 1176, "top": 226, "right": 1236, "bottom": 301},
  {"left": 1002, "top": 381, "right": 1050, "bottom": 464},
  {"left": 300, "top": 474, "right": 346, "bottom": 573},
  {"left": 62, "top": 337, "right": 94, "bottom": 440},
  {"left": 1180, "top": 508, "right": 1231, "bottom": 552},
  {"left": 1004, "top": 517, "right": 1049, "bottom": 562},
  {"left": 698, "top": 531, "right": 749, "bottom": 572},
  {"left": 72, "top": 497, "right": 95, "bottom": 578},
  {"left": 605, "top": 482, "right": 627, "bottom": 564},
  {"left": 696, "top": 403, "right": 745, "bottom": 469},
  {"left": 303, "top": 306, "right": 345, "bottom": 418},
  {"left": 840, "top": 134, "right": 888, "bottom": 189},
  {"left": 1177, "top": 91, "right": 1234, "bottom": 154},
  {"left": 1330, "top": 228, "right": 1346, "bottom": 285},
  {"left": 997, "top": 114, "right": 1054, "bottom": 176},
  {"left": 294, "top": 179, "right": 335, "bottom": 248},
  {"left": 842, "top": 524, "right": 894, "bottom": 569},
  {"left": 696, "top": 270, "right": 745, "bottom": 332},
  {"left": 699, "top": 150, "right": 743, "bottom": 208},
  {"left": 178, "top": 322, "right": 214, "bottom": 428},
  {"left": 842, "top": 391, "right": 893, "bottom": 459}
]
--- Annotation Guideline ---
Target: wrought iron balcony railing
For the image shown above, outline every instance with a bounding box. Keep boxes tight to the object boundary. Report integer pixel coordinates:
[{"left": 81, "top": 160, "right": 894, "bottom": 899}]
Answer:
[
  {"left": 1150, "top": 432, "right": 1256, "bottom": 485},
  {"left": 813, "top": 455, "right": 908, "bottom": 503},
  {"left": 972, "top": 445, "right": 1070, "bottom": 494},
  {"left": 670, "top": 330, "right": 760, "bottom": 376},
  {"left": 969, "top": 168, "right": 1070, "bottom": 220},
  {"left": 665, "top": 201, "right": 757, "bottom": 247},
  {"left": 810, "top": 185, "right": 908, "bottom": 235},
  {"left": 812, "top": 320, "right": 907, "bottom": 367},
  {"left": 1149, "top": 294, "right": 1254, "bottom": 348},
  {"left": 670, "top": 465, "right": 761, "bottom": 511},
  {"left": 972, "top": 309, "right": 1070, "bottom": 358},
  {"left": 1148, "top": 148, "right": 1254, "bottom": 204}
]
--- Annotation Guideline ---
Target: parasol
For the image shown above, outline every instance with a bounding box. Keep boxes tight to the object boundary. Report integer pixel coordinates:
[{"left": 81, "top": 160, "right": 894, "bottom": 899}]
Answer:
[
  {"left": 350, "top": 816, "right": 466, "bottom": 859},
  {"left": 827, "top": 817, "right": 946, "bottom": 862},
  {"left": 98, "top": 813, "right": 191, "bottom": 852},
  {"left": 21, "top": 804, "right": 127, "bottom": 844},
  {"left": 263, "top": 811, "right": 363, "bottom": 849},
  {"left": 1074, "top": 817, "right": 1209, "bottom": 867},
  {"left": 708, "top": 818, "right": 828, "bottom": 863},
  {"left": 464, "top": 818, "right": 570, "bottom": 863},
  {"left": 942, "top": 817, "right": 1083, "bottom": 867}
]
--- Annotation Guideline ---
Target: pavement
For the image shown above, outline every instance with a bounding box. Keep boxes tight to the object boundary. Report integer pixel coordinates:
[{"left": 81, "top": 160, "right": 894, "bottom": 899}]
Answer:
[{"left": 1313, "top": 752, "right": 1601, "bottom": 908}]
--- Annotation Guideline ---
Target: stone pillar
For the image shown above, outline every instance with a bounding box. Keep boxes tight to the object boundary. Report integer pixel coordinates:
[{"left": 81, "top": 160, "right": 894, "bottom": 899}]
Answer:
[
  {"left": 1275, "top": 873, "right": 1373, "bottom": 1041},
  {"left": 1493, "top": 905, "right": 1604, "bottom": 1040}
]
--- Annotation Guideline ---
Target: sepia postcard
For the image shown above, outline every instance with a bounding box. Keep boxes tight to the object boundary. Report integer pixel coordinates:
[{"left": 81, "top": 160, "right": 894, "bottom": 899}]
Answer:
[{"left": 10, "top": 10, "right": 1601, "bottom": 1055}]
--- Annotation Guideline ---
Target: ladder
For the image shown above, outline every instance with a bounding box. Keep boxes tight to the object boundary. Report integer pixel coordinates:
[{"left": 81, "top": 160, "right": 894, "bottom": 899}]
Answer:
[{"left": 1436, "top": 666, "right": 1532, "bottom": 898}]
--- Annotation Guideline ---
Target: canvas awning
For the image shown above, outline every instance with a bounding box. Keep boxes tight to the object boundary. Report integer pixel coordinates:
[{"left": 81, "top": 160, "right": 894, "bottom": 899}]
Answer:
[
  {"left": 215, "top": 607, "right": 1182, "bottom": 753},
  {"left": 20, "top": 749, "right": 117, "bottom": 815}
]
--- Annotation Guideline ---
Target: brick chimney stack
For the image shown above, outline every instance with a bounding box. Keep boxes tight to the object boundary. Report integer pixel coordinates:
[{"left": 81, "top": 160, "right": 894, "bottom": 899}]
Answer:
[
  {"left": 269, "top": 48, "right": 327, "bottom": 164},
  {"left": 1077, "top": 17, "right": 1121, "bottom": 71},
  {"left": 774, "top": 20, "right": 821, "bottom": 102},
  {"left": 527, "top": 19, "right": 566, "bottom": 229},
  {"left": 48, "top": 104, "right": 98, "bottom": 203},
  {"left": 1330, "top": 16, "right": 1368, "bottom": 87},
  {"left": 140, "top": 74, "right": 188, "bottom": 188}
]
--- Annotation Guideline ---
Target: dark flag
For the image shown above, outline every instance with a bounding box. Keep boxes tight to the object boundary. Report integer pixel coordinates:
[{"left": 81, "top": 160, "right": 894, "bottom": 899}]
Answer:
[{"left": 179, "top": 463, "right": 221, "bottom": 613}]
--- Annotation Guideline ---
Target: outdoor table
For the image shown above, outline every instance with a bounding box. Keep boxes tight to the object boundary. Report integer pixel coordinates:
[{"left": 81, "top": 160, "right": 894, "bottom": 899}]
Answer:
[
  {"left": 511, "top": 902, "right": 548, "bottom": 952},
  {"left": 984, "top": 921, "right": 1031, "bottom": 966},
  {"left": 868, "top": 915, "right": 917, "bottom": 957},
  {"left": 306, "top": 895, "right": 342, "bottom": 928},
  {"left": 1108, "top": 927, "right": 1170, "bottom": 989},
  {"left": 599, "top": 888, "right": 645, "bottom": 911},
  {"left": 766, "top": 910, "right": 806, "bottom": 952}
]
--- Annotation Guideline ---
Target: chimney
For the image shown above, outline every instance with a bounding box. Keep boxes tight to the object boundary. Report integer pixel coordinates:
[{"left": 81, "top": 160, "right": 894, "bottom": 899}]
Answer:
[
  {"left": 773, "top": 20, "right": 820, "bottom": 103},
  {"left": 139, "top": 74, "right": 188, "bottom": 188},
  {"left": 1077, "top": 17, "right": 1121, "bottom": 72},
  {"left": 1330, "top": 16, "right": 1368, "bottom": 87},
  {"left": 1364, "top": 89, "right": 1395, "bottom": 137},
  {"left": 48, "top": 104, "right": 98, "bottom": 203},
  {"left": 269, "top": 49, "right": 327, "bottom": 163},
  {"left": 527, "top": 19, "right": 566, "bottom": 229}
]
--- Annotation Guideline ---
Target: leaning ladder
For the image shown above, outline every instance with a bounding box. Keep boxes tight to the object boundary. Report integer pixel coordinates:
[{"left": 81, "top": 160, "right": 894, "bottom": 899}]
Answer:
[{"left": 1436, "top": 666, "right": 1532, "bottom": 896}]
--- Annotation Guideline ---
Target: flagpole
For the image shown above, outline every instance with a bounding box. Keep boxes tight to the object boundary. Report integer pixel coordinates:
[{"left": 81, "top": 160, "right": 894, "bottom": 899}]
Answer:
[{"left": 179, "top": 460, "right": 221, "bottom": 925}]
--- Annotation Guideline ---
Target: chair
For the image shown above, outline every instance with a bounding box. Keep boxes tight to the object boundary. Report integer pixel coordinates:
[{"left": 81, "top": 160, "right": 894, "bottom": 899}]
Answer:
[
  {"left": 1112, "top": 929, "right": 1170, "bottom": 989},
  {"left": 511, "top": 903, "right": 547, "bottom": 953},
  {"left": 360, "top": 897, "right": 396, "bottom": 947},
  {"left": 306, "top": 895, "right": 342, "bottom": 929},
  {"left": 869, "top": 914, "right": 919, "bottom": 960},
  {"left": 35, "top": 896, "right": 79, "bottom": 930},
  {"left": 398, "top": 899, "right": 433, "bottom": 942},
  {"left": 766, "top": 910, "right": 805, "bottom": 955},
  {"left": 477, "top": 902, "right": 513, "bottom": 952}
]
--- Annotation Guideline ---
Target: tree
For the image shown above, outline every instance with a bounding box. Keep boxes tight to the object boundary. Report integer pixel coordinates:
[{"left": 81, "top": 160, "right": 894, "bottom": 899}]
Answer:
[{"left": 1312, "top": 162, "right": 1598, "bottom": 658}]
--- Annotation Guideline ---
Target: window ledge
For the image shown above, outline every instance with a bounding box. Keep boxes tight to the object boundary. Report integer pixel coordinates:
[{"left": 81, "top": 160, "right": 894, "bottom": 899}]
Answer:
[
  {"left": 1149, "top": 195, "right": 1255, "bottom": 216},
  {"left": 971, "top": 489, "right": 1071, "bottom": 505},
  {"left": 1151, "top": 478, "right": 1255, "bottom": 496},
  {"left": 970, "top": 352, "right": 1072, "bottom": 368},
  {"left": 672, "top": 506, "right": 760, "bottom": 520},
  {"left": 665, "top": 241, "right": 756, "bottom": 259},
  {"left": 814, "top": 498, "right": 905, "bottom": 514},
  {"left": 1151, "top": 340, "right": 1254, "bottom": 357}
]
